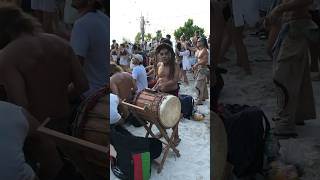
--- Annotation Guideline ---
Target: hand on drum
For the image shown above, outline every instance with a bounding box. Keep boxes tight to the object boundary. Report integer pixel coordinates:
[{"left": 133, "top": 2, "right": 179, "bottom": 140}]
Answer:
[{"left": 152, "top": 78, "right": 167, "bottom": 91}]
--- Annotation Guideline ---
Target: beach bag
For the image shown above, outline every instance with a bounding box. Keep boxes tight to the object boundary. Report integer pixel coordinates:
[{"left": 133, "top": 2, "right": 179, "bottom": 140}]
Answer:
[
  {"left": 111, "top": 126, "right": 162, "bottom": 180},
  {"left": 178, "top": 94, "right": 195, "bottom": 119},
  {"left": 221, "top": 104, "right": 270, "bottom": 178}
]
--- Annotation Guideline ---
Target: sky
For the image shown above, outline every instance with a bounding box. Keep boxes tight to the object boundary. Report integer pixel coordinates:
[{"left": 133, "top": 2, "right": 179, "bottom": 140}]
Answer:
[{"left": 110, "top": 0, "right": 210, "bottom": 44}]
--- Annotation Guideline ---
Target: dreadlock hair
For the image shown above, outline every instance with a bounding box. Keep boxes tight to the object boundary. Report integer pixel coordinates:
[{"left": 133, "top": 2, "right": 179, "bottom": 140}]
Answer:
[
  {"left": 156, "top": 43, "right": 176, "bottom": 80},
  {"left": 110, "top": 63, "right": 123, "bottom": 76}
]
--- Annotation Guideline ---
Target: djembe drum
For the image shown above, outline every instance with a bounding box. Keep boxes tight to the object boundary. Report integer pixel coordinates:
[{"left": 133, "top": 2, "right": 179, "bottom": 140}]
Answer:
[
  {"left": 72, "top": 88, "right": 109, "bottom": 179},
  {"left": 132, "top": 89, "right": 181, "bottom": 129}
]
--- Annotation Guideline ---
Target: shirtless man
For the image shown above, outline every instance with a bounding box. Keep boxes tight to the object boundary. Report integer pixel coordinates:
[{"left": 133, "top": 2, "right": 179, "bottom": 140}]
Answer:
[
  {"left": 110, "top": 63, "right": 137, "bottom": 124},
  {"left": 110, "top": 63, "right": 136, "bottom": 101},
  {"left": 0, "top": 5, "right": 88, "bottom": 179},
  {"left": 0, "top": 5, "right": 89, "bottom": 123},
  {"left": 268, "top": 0, "right": 316, "bottom": 138},
  {"left": 193, "top": 37, "right": 209, "bottom": 105},
  {"left": 153, "top": 43, "right": 181, "bottom": 145}
]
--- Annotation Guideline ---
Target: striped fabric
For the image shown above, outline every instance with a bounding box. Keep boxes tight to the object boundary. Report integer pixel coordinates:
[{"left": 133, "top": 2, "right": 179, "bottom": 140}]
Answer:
[{"left": 132, "top": 152, "right": 151, "bottom": 180}]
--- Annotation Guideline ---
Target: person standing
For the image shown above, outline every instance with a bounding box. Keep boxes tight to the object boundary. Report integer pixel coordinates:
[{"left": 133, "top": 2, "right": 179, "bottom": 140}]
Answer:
[
  {"left": 70, "top": 0, "right": 108, "bottom": 97},
  {"left": 179, "top": 42, "right": 192, "bottom": 85},
  {"left": 269, "top": 0, "right": 316, "bottom": 138},
  {"left": 193, "top": 37, "right": 209, "bottom": 105}
]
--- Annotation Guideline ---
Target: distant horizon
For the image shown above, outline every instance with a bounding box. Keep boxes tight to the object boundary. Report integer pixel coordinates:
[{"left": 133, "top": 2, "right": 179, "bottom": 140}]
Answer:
[{"left": 110, "top": 0, "right": 210, "bottom": 44}]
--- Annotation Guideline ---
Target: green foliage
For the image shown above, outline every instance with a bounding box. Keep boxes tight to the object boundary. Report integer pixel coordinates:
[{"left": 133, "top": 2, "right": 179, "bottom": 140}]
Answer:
[
  {"left": 156, "top": 30, "right": 162, "bottom": 41},
  {"left": 135, "top": 32, "right": 142, "bottom": 44},
  {"left": 145, "top": 33, "right": 153, "bottom": 42},
  {"left": 135, "top": 32, "right": 154, "bottom": 43},
  {"left": 173, "top": 19, "right": 205, "bottom": 41}
]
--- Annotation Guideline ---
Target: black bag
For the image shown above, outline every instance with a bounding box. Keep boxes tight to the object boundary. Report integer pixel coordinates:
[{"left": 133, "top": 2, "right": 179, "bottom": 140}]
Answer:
[
  {"left": 111, "top": 126, "right": 162, "bottom": 180},
  {"left": 178, "top": 94, "right": 194, "bottom": 119},
  {"left": 221, "top": 104, "right": 270, "bottom": 178}
]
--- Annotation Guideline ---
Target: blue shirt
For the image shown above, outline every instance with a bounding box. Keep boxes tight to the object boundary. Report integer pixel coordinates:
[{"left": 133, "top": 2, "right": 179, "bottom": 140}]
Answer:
[{"left": 71, "top": 10, "right": 109, "bottom": 97}]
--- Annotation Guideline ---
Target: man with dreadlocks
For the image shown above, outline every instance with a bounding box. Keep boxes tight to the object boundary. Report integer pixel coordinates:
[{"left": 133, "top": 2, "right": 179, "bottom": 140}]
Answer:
[
  {"left": 193, "top": 37, "right": 209, "bottom": 105},
  {"left": 153, "top": 43, "right": 181, "bottom": 145}
]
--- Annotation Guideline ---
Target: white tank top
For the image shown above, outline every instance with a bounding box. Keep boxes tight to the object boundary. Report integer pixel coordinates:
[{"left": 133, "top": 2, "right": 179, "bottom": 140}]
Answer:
[{"left": 0, "top": 101, "right": 35, "bottom": 180}]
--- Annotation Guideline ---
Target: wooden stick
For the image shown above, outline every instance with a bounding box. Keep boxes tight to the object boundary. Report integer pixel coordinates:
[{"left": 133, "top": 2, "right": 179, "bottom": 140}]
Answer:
[
  {"left": 37, "top": 119, "right": 109, "bottom": 154},
  {"left": 121, "top": 101, "right": 146, "bottom": 111}
]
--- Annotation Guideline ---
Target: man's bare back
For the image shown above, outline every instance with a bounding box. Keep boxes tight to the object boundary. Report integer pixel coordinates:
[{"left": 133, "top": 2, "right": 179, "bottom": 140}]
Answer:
[
  {"left": 0, "top": 33, "right": 88, "bottom": 122},
  {"left": 110, "top": 72, "right": 136, "bottom": 101}
]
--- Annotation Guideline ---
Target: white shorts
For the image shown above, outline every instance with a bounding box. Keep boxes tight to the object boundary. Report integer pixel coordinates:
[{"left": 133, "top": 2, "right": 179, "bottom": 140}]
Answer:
[
  {"left": 112, "top": 55, "right": 118, "bottom": 62},
  {"left": 119, "top": 57, "right": 129, "bottom": 66},
  {"left": 182, "top": 59, "right": 191, "bottom": 70}
]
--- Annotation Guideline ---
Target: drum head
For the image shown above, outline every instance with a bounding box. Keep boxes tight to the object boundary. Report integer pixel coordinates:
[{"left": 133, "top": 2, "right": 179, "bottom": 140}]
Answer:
[{"left": 159, "top": 95, "right": 181, "bottom": 128}]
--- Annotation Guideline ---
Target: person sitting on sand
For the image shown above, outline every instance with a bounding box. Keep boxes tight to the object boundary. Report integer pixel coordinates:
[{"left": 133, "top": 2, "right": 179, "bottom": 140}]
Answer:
[
  {"left": 153, "top": 43, "right": 181, "bottom": 145},
  {"left": 131, "top": 54, "right": 148, "bottom": 93},
  {"left": 110, "top": 63, "right": 136, "bottom": 102}
]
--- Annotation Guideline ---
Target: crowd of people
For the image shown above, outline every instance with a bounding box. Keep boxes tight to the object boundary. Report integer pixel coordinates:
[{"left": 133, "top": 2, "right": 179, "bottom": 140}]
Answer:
[
  {"left": 0, "top": 0, "right": 108, "bottom": 179},
  {"left": 213, "top": 0, "right": 320, "bottom": 179}
]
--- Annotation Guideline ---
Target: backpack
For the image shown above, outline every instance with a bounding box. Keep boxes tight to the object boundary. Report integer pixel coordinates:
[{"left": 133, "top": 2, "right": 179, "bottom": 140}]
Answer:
[
  {"left": 111, "top": 126, "right": 162, "bottom": 180},
  {"left": 178, "top": 94, "right": 195, "bottom": 119},
  {"left": 221, "top": 104, "right": 270, "bottom": 178}
]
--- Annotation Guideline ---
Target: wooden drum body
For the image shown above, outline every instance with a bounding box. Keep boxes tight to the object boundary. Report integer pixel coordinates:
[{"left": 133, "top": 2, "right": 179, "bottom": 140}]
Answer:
[{"left": 72, "top": 88, "right": 109, "bottom": 178}]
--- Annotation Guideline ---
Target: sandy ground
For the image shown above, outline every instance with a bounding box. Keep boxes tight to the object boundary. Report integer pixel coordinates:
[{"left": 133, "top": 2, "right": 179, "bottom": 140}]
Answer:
[
  {"left": 219, "top": 33, "right": 320, "bottom": 180},
  {"left": 110, "top": 73, "right": 211, "bottom": 180}
]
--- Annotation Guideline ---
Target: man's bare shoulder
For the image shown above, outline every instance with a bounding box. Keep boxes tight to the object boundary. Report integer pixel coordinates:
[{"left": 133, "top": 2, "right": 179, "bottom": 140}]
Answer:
[
  {"left": 2, "top": 33, "right": 69, "bottom": 56},
  {"left": 157, "top": 62, "right": 163, "bottom": 67},
  {"left": 201, "top": 49, "right": 209, "bottom": 56},
  {"left": 111, "top": 72, "right": 133, "bottom": 81}
]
